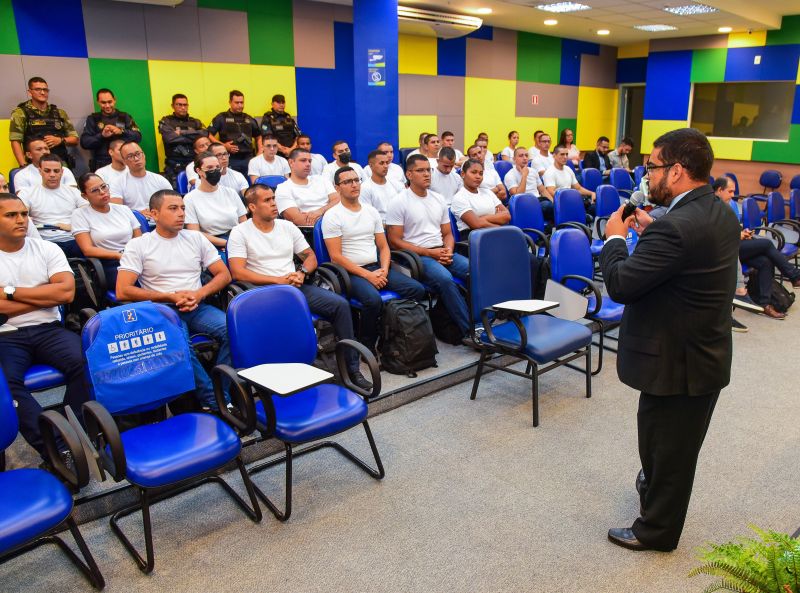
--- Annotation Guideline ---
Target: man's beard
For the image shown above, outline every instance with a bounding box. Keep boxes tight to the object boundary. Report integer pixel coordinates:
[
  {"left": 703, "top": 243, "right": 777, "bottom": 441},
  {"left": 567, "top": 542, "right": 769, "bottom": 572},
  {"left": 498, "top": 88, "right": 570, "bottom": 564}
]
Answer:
[{"left": 648, "top": 175, "right": 673, "bottom": 207}]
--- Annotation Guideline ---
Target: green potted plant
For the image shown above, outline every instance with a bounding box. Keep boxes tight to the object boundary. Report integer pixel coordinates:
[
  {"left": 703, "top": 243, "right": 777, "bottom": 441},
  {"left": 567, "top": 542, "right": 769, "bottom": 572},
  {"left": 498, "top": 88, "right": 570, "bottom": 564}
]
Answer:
[{"left": 688, "top": 526, "right": 800, "bottom": 593}]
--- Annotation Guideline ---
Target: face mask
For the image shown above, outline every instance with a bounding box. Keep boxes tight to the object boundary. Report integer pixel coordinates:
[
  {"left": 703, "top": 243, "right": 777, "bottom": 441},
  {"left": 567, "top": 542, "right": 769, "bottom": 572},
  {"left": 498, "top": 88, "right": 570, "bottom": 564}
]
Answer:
[
  {"left": 204, "top": 169, "right": 222, "bottom": 186},
  {"left": 338, "top": 151, "right": 352, "bottom": 164}
]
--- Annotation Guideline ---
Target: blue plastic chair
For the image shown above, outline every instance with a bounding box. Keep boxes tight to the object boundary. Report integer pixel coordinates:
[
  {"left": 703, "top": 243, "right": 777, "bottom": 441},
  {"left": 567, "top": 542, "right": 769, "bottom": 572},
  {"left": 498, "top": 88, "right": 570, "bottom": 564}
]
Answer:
[
  {"left": 221, "top": 285, "right": 384, "bottom": 520},
  {"left": 80, "top": 302, "right": 261, "bottom": 573},
  {"left": 790, "top": 174, "right": 800, "bottom": 192},
  {"left": 789, "top": 189, "right": 800, "bottom": 220},
  {"left": 493, "top": 159, "right": 513, "bottom": 183},
  {"left": 0, "top": 368, "right": 104, "bottom": 589},
  {"left": 554, "top": 189, "right": 591, "bottom": 241},
  {"left": 609, "top": 167, "right": 634, "bottom": 198},
  {"left": 176, "top": 171, "right": 188, "bottom": 195},
  {"left": 591, "top": 184, "right": 623, "bottom": 257},
  {"left": 765, "top": 192, "right": 800, "bottom": 265},
  {"left": 254, "top": 175, "right": 287, "bottom": 189},
  {"left": 725, "top": 172, "right": 741, "bottom": 196},
  {"left": 748, "top": 169, "right": 782, "bottom": 203},
  {"left": 399, "top": 147, "right": 415, "bottom": 170},
  {"left": 8, "top": 167, "right": 22, "bottom": 194},
  {"left": 740, "top": 197, "right": 789, "bottom": 259},
  {"left": 581, "top": 167, "right": 602, "bottom": 193},
  {"left": 508, "top": 193, "right": 549, "bottom": 258},
  {"left": 633, "top": 165, "right": 645, "bottom": 187},
  {"left": 466, "top": 227, "right": 593, "bottom": 427},
  {"left": 132, "top": 210, "right": 151, "bottom": 233}
]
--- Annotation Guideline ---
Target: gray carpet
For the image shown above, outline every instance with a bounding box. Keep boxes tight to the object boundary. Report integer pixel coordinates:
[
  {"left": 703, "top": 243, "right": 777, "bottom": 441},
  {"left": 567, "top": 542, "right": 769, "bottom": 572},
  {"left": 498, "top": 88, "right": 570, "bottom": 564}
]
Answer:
[{"left": 3, "top": 306, "right": 798, "bottom": 593}]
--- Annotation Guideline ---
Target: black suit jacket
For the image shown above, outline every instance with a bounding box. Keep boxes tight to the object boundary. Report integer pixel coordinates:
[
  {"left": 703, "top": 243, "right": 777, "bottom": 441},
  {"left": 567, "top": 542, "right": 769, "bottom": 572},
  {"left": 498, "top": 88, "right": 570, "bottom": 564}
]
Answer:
[
  {"left": 599, "top": 186, "right": 740, "bottom": 396},
  {"left": 583, "top": 151, "right": 611, "bottom": 173}
]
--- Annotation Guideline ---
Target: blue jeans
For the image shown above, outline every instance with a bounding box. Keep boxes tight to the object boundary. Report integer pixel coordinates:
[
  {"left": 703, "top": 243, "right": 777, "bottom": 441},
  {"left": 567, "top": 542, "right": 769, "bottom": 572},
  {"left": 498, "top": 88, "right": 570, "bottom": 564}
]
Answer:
[
  {"left": 348, "top": 263, "right": 426, "bottom": 350},
  {"left": 539, "top": 197, "right": 554, "bottom": 222},
  {"left": 177, "top": 304, "right": 231, "bottom": 409},
  {"left": 53, "top": 239, "right": 83, "bottom": 258},
  {"left": 420, "top": 253, "right": 471, "bottom": 334}
]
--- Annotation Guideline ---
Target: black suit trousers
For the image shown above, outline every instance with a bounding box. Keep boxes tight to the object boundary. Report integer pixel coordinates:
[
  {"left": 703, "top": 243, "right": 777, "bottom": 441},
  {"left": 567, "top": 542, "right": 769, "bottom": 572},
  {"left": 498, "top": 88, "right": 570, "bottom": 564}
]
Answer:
[{"left": 632, "top": 390, "right": 720, "bottom": 551}]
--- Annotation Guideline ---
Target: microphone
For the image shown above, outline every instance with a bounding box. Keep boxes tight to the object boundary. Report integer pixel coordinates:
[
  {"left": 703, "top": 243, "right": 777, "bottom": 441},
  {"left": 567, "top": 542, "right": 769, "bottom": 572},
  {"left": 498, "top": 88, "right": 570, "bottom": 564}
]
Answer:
[{"left": 621, "top": 190, "right": 646, "bottom": 220}]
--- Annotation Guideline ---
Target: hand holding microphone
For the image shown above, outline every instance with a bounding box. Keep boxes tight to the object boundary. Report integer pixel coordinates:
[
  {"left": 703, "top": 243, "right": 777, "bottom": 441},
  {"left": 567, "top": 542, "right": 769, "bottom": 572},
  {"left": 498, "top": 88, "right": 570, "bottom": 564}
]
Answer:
[{"left": 607, "top": 190, "right": 648, "bottom": 238}]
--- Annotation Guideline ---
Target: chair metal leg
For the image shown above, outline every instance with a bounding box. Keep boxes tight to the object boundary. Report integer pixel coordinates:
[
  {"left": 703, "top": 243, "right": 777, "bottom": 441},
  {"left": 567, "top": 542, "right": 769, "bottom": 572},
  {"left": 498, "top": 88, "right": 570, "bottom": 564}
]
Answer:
[
  {"left": 469, "top": 350, "right": 487, "bottom": 400},
  {"left": 530, "top": 362, "right": 540, "bottom": 427},
  {"left": 585, "top": 346, "right": 592, "bottom": 399}
]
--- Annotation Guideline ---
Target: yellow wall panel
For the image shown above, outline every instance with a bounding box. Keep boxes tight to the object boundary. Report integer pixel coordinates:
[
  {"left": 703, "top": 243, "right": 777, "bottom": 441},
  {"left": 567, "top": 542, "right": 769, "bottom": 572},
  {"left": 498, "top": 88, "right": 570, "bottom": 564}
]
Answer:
[
  {"left": 641, "top": 120, "right": 686, "bottom": 153},
  {"left": 399, "top": 35, "right": 437, "bottom": 75},
  {"left": 0, "top": 120, "right": 16, "bottom": 178},
  {"left": 513, "top": 117, "right": 560, "bottom": 150},
  {"left": 728, "top": 31, "right": 767, "bottom": 48},
  {"left": 708, "top": 137, "right": 753, "bottom": 161},
  {"left": 617, "top": 42, "right": 649, "bottom": 59},
  {"left": 576, "top": 86, "right": 618, "bottom": 151},
  {"left": 796, "top": 62, "right": 800, "bottom": 84},
  {"left": 399, "top": 115, "right": 437, "bottom": 148}
]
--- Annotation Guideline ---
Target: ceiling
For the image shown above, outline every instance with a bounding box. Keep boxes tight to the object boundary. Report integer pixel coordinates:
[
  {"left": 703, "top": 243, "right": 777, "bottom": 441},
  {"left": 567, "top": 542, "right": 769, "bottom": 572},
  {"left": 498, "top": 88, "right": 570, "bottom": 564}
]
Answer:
[{"left": 324, "top": 0, "right": 800, "bottom": 46}]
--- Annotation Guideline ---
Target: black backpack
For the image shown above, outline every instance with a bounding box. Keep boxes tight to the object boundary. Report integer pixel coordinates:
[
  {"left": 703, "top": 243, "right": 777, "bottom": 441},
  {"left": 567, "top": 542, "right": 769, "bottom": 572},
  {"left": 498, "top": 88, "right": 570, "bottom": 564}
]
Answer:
[
  {"left": 429, "top": 297, "right": 464, "bottom": 345},
  {"left": 769, "top": 279, "right": 795, "bottom": 312},
  {"left": 379, "top": 299, "right": 438, "bottom": 377}
]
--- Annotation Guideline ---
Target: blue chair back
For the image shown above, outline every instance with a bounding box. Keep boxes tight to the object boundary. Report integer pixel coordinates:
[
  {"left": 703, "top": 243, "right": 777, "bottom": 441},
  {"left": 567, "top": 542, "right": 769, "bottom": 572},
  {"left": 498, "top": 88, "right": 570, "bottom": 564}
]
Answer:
[
  {"left": 740, "top": 197, "right": 763, "bottom": 230},
  {"left": 790, "top": 174, "right": 800, "bottom": 191},
  {"left": 313, "top": 218, "right": 331, "bottom": 263},
  {"left": 468, "top": 227, "right": 531, "bottom": 324},
  {"left": 790, "top": 189, "right": 800, "bottom": 219},
  {"left": 759, "top": 169, "right": 782, "bottom": 191},
  {"left": 609, "top": 168, "right": 633, "bottom": 193},
  {"left": 729, "top": 199, "right": 742, "bottom": 222},
  {"left": 508, "top": 193, "right": 545, "bottom": 242},
  {"left": 554, "top": 189, "right": 586, "bottom": 226},
  {"left": 550, "top": 228, "right": 592, "bottom": 294},
  {"left": 566, "top": 160, "right": 578, "bottom": 175},
  {"left": 82, "top": 302, "right": 196, "bottom": 414},
  {"left": 255, "top": 175, "right": 287, "bottom": 189},
  {"left": 766, "top": 191, "right": 785, "bottom": 224},
  {"left": 493, "top": 160, "right": 513, "bottom": 181},
  {"left": 227, "top": 285, "right": 317, "bottom": 368},
  {"left": 582, "top": 168, "right": 602, "bottom": 193},
  {"left": 725, "top": 172, "right": 741, "bottom": 195},
  {"left": 633, "top": 165, "right": 645, "bottom": 187},
  {"left": 626, "top": 227, "right": 639, "bottom": 253},
  {"left": 176, "top": 171, "right": 188, "bottom": 195},
  {"left": 8, "top": 167, "right": 22, "bottom": 194},
  {"left": 448, "top": 209, "right": 461, "bottom": 242},
  {"left": 132, "top": 210, "right": 151, "bottom": 232},
  {"left": 399, "top": 148, "right": 415, "bottom": 169},
  {"left": 0, "top": 367, "right": 19, "bottom": 451},
  {"left": 595, "top": 184, "right": 621, "bottom": 218}
]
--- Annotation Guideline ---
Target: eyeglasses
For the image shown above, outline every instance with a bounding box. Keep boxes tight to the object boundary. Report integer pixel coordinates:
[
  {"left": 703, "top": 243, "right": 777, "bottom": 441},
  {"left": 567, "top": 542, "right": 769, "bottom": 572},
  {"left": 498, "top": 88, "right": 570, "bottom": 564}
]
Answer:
[
  {"left": 202, "top": 167, "right": 221, "bottom": 173},
  {"left": 124, "top": 151, "right": 144, "bottom": 161},
  {"left": 87, "top": 183, "right": 109, "bottom": 195},
  {"left": 337, "top": 178, "right": 360, "bottom": 186},
  {"left": 645, "top": 162, "right": 675, "bottom": 173},
  {"left": 212, "top": 152, "right": 229, "bottom": 159},
  {"left": 30, "top": 87, "right": 49, "bottom": 93}
]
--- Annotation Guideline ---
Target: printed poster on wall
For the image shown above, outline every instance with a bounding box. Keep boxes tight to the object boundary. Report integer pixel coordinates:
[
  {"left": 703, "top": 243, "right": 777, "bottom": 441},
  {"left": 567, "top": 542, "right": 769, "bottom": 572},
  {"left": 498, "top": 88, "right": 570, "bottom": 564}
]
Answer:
[{"left": 368, "top": 48, "right": 386, "bottom": 87}]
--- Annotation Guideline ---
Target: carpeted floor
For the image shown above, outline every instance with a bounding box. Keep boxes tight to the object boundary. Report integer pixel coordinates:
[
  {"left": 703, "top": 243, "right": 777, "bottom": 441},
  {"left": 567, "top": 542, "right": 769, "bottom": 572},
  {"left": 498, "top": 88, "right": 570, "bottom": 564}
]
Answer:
[{"left": 2, "top": 305, "right": 798, "bottom": 593}]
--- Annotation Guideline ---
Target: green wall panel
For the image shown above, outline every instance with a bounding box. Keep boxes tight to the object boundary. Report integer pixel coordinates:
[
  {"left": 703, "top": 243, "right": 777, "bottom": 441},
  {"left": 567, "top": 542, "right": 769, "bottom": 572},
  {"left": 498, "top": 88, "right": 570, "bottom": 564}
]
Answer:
[
  {"left": 0, "top": 0, "right": 20, "bottom": 55},
  {"left": 248, "top": 0, "right": 294, "bottom": 66},
  {"left": 691, "top": 48, "right": 726, "bottom": 83},
  {"left": 517, "top": 32, "right": 561, "bottom": 84},
  {"left": 558, "top": 117, "right": 578, "bottom": 144},
  {"left": 198, "top": 0, "right": 248, "bottom": 10},
  {"left": 752, "top": 124, "right": 800, "bottom": 164},
  {"left": 766, "top": 15, "right": 800, "bottom": 46},
  {"left": 88, "top": 59, "right": 158, "bottom": 171}
]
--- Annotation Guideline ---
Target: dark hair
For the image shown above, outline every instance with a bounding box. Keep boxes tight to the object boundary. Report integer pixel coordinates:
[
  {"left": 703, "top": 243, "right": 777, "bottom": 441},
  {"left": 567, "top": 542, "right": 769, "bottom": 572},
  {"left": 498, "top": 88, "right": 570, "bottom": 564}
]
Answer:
[
  {"left": 461, "top": 158, "right": 484, "bottom": 174},
  {"left": 418, "top": 132, "right": 429, "bottom": 142},
  {"left": 149, "top": 189, "right": 181, "bottom": 211},
  {"left": 554, "top": 143, "right": 569, "bottom": 155},
  {"left": 27, "top": 76, "right": 46, "bottom": 88},
  {"left": 466, "top": 144, "right": 480, "bottom": 157},
  {"left": 39, "top": 154, "right": 62, "bottom": 167},
  {"left": 96, "top": 88, "right": 114, "bottom": 100},
  {"left": 377, "top": 141, "right": 393, "bottom": 151},
  {"left": 620, "top": 136, "right": 634, "bottom": 148},
  {"left": 477, "top": 132, "right": 488, "bottom": 139},
  {"left": 288, "top": 148, "right": 310, "bottom": 160},
  {"left": 559, "top": 128, "right": 574, "bottom": 146},
  {"left": 271, "top": 94, "right": 285, "bottom": 103},
  {"left": 513, "top": 146, "right": 528, "bottom": 158},
  {"left": 108, "top": 138, "right": 125, "bottom": 152},
  {"left": 533, "top": 129, "right": 544, "bottom": 138},
  {"left": 209, "top": 141, "right": 225, "bottom": 151},
  {"left": 423, "top": 133, "right": 439, "bottom": 145},
  {"left": 171, "top": 93, "right": 187, "bottom": 103},
  {"left": 334, "top": 166, "right": 356, "bottom": 185},
  {"left": 77, "top": 172, "right": 102, "bottom": 194},
  {"left": 193, "top": 135, "right": 210, "bottom": 149},
  {"left": 244, "top": 183, "right": 273, "bottom": 207},
  {"left": 441, "top": 131, "right": 454, "bottom": 139},
  {"left": 0, "top": 192, "right": 24, "bottom": 204},
  {"left": 405, "top": 154, "right": 429, "bottom": 170},
  {"left": 652, "top": 128, "right": 714, "bottom": 183},
  {"left": 712, "top": 176, "right": 731, "bottom": 192},
  {"left": 229, "top": 90, "right": 243, "bottom": 100},
  {"left": 438, "top": 147, "right": 456, "bottom": 161},
  {"left": 297, "top": 134, "right": 311, "bottom": 142},
  {"left": 332, "top": 139, "right": 348, "bottom": 152},
  {"left": 120, "top": 141, "right": 141, "bottom": 156},
  {"left": 24, "top": 137, "right": 47, "bottom": 151},
  {"left": 367, "top": 149, "right": 386, "bottom": 162},
  {"left": 597, "top": 136, "right": 610, "bottom": 144},
  {"left": 262, "top": 133, "right": 277, "bottom": 142},
  {"left": 194, "top": 150, "right": 217, "bottom": 171},
  {"left": 508, "top": 130, "right": 519, "bottom": 140}
]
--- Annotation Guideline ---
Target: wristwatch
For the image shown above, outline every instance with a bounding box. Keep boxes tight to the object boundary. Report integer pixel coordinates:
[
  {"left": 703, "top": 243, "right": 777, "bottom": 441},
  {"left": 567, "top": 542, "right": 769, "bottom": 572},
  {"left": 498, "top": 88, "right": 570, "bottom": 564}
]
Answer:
[
  {"left": 4, "top": 286, "right": 15, "bottom": 301},
  {"left": 300, "top": 266, "right": 310, "bottom": 276}
]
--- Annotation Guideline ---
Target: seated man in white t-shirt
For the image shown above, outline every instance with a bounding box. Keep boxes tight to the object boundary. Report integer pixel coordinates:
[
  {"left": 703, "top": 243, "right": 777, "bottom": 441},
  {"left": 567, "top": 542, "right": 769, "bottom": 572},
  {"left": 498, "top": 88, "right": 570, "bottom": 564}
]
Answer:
[
  {"left": 228, "top": 184, "right": 371, "bottom": 390},
  {"left": 544, "top": 143, "right": 596, "bottom": 217},
  {"left": 530, "top": 133, "right": 555, "bottom": 177},
  {"left": 117, "top": 189, "right": 232, "bottom": 411},
  {"left": 184, "top": 152, "right": 247, "bottom": 249},
  {"left": 386, "top": 154, "right": 471, "bottom": 340},
  {"left": 18, "top": 154, "right": 86, "bottom": 258},
  {"left": 466, "top": 144, "right": 506, "bottom": 202},
  {"left": 13, "top": 138, "right": 77, "bottom": 194},
  {"left": 321, "top": 140, "right": 365, "bottom": 186},
  {"left": 109, "top": 141, "right": 173, "bottom": 218},
  {"left": 363, "top": 141, "right": 406, "bottom": 186},
  {"left": 504, "top": 146, "right": 552, "bottom": 221},
  {"left": 296, "top": 134, "right": 328, "bottom": 176},
  {"left": 247, "top": 134, "right": 290, "bottom": 184},
  {"left": 323, "top": 166, "right": 425, "bottom": 354},
  {"left": 276, "top": 148, "right": 338, "bottom": 238},
  {"left": 430, "top": 147, "right": 463, "bottom": 206},
  {"left": 360, "top": 149, "right": 404, "bottom": 222},
  {"left": 94, "top": 137, "right": 127, "bottom": 187},
  {"left": 185, "top": 135, "right": 212, "bottom": 188},
  {"left": 0, "top": 193, "right": 90, "bottom": 462},
  {"left": 440, "top": 131, "right": 467, "bottom": 166}
]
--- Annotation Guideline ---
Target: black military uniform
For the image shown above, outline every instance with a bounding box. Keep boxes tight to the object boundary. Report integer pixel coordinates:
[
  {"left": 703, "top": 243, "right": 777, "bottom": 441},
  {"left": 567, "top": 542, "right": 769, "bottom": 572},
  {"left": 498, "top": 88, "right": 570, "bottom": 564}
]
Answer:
[
  {"left": 208, "top": 110, "right": 260, "bottom": 176},
  {"left": 80, "top": 110, "right": 142, "bottom": 171},
  {"left": 260, "top": 109, "right": 301, "bottom": 158},
  {"left": 11, "top": 101, "right": 76, "bottom": 168},
  {"left": 158, "top": 113, "right": 207, "bottom": 187}
]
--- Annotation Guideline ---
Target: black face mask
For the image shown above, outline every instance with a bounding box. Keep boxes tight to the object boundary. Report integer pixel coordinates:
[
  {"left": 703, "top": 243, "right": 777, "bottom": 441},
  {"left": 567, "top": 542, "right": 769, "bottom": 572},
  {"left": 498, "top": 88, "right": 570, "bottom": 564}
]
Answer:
[
  {"left": 204, "top": 169, "right": 222, "bottom": 186},
  {"left": 338, "top": 151, "right": 352, "bottom": 164}
]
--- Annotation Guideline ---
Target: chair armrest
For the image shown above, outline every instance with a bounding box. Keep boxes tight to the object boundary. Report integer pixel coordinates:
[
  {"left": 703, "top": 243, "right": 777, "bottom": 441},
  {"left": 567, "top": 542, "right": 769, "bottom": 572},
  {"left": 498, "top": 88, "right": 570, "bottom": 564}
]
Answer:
[
  {"left": 212, "top": 364, "right": 256, "bottom": 436},
  {"left": 771, "top": 220, "right": 800, "bottom": 243},
  {"left": 560, "top": 274, "right": 601, "bottom": 315},
  {"left": 84, "top": 257, "right": 108, "bottom": 295},
  {"left": 82, "top": 400, "right": 126, "bottom": 482},
  {"left": 454, "top": 240, "right": 470, "bottom": 257},
  {"left": 335, "top": 339, "right": 381, "bottom": 400},
  {"left": 522, "top": 228, "right": 550, "bottom": 257},
  {"left": 752, "top": 226, "right": 785, "bottom": 249},
  {"left": 594, "top": 216, "right": 610, "bottom": 240},
  {"left": 314, "top": 266, "right": 343, "bottom": 294},
  {"left": 319, "top": 262, "right": 352, "bottom": 297},
  {"left": 480, "top": 307, "right": 527, "bottom": 353},
  {"left": 390, "top": 249, "right": 422, "bottom": 279},
  {"left": 39, "top": 410, "right": 90, "bottom": 491},
  {"left": 556, "top": 221, "right": 592, "bottom": 242}
]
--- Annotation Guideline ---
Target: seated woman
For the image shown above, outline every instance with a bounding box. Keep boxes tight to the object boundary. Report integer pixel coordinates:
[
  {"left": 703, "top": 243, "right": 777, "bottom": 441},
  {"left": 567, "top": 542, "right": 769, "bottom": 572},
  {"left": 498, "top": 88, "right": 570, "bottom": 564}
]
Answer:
[
  {"left": 184, "top": 151, "right": 247, "bottom": 250},
  {"left": 73, "top": 172, "right": 142, "bottom": 289},
  {"left": 450, "top": 158, "right": 510, "bottom": 238},
  {"left": 500, "top": 130, "right": 519, "bottom": 161}
]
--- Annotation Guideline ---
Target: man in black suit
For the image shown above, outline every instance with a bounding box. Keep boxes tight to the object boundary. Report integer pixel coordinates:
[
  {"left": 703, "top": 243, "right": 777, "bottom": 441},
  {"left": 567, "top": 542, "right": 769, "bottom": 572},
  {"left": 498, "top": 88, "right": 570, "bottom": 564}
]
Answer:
[
  {"left": 582, "top": 136, "right": 612, "bottom": 178},
  {"left": 599, "top": 128, "right": 740, "bottom": 552}
]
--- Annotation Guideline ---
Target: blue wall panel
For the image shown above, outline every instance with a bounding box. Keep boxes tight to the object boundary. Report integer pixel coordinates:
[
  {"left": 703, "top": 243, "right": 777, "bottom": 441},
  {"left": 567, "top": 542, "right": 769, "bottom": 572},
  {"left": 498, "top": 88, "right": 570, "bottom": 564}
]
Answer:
[
  {"left": 792, "top": 86, "right": 800, "bottom": 125},
  {"left": 724, "top": 45, "right": 800, "bottom": 81},
  {"left": 467, "top": 26, "right": 493, "bottom": 40},
  {"left": 561, "top": 39, "right": 599, "bottom": 86},
  {"left": 437, "top": 37, "right": 467, "bottom": 77},
  {"left": 13, "top": 0, "right": 87, "bottom": 57},
  {"left": 616, "top": 57, "right": 648, "bottom": 84},
  {"left": 643, "top": 51, "right": 693, "bottom": 120}
]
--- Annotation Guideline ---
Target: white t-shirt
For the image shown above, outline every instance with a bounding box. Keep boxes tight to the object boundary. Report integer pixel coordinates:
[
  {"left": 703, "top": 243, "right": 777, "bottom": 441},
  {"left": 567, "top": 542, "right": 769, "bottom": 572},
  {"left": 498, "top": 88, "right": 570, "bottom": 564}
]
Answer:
[
  {"left": 504, "top": 167, "right": 541, "bottom": 197},
  {"left": 321, "top": 203, "right": 382, "bottom": 266},
  {"left": 310, "top": 153, "right": 328, "bottom": 176},
  {"left": 385, "top": 188, "right": 448, "bottom": 249},
  {"left": 0, "top": 238, "right": 72, "bottom": 328},
  {"left": 109, "top": 171, "right": 172, "bottom": 212},
  {"left": 321, "top": 161, "right": 365, "bottom": 186},
  {"left": 359, "top": 177, "right": 404, "bottom": 222},
  {"left": 543, "top": 165, "right": 578, "bottom": 190},
  {"left": 13, "top": 163, "right": 76, "bottom": 194},
  {"left": 363, "top": 162, "right": 405, "bottom": 186},
  {"left": 450, "top": 187, "right": 502, "bottom": 231},
  {"left": 71, "top": 203, "right": 140, "bottom": 252},
  {"left": 430, "top": 168, "right": 463, "bottom": 205},
  {"left": 275, "top": 175, "right": 334, "bottom": 214},
  {"left": 530, "top": 152, "right": 554, "bottom": 175},
  {"left": 185, "top": 162, "right": 197, "bottom": 185},
  {"left": 95, "top": 164, "right": 127, "bottom": 186},
  {"left": 18, "top": 184, "right": 85, "bottom": 242},
  {"left": 484, "top": 153, "right": 495, "bottom": 169},
  {"left": 184, "top": 186, "right": 246, "bottom": 236},
  {"left": 247, "top": 154, "right": 290, "bottom": 178},
  {"left": 227, "top": 219, "right": 308, "bottom": 278},
  {"left": 480, "top": 167, "right": 503, "bottom": 192},
  {"left": 119, "top": 230, "right": 220, "bottom": 293},
  {"left": 500, "top": 146, "right": 515, "bottom": 161}
]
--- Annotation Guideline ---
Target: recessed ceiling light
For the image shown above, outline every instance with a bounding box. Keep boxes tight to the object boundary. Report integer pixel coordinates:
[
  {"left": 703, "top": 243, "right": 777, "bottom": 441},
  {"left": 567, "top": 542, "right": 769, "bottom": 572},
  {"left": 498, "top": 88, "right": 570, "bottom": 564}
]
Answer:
[
  {"left": 536, "top": 2, "right": 591, "bottom": 14},
  {"left": 544, "top": 18, "right": 558, "bottom": 25},
  {"left": 664, "top": 3, "right": 718, "bottom": 16},
  {"left": 597, "top": 29, "right": 610, "bottom": 35},
  {"left": 473, "top": 7, "right": 493, "bottom": 15},
  {"left": 718, "top": 26, "right": 732, "bottom": 33},
  {"left": 634, "top": 24, "right": 678, "bottom": 31}
]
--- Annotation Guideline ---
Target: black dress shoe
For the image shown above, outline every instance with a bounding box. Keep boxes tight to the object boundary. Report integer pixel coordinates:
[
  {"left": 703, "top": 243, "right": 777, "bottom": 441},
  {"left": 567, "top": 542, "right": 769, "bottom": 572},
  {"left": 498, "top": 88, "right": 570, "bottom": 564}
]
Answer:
[
  {"left": 608, "top": 527, "right": 653, "bottom": 551},
  {"left": 349, "top": 370, "right": 373, "bottom": 392},
  {"left": 635, "top": 469, "right": 646, "bottom": 494}
]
